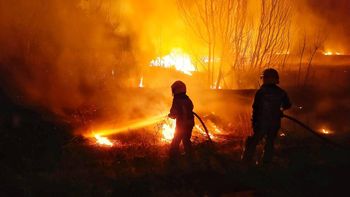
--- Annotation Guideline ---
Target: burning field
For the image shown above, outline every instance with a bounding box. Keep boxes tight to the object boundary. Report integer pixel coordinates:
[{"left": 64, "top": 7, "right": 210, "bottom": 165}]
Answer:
[{"left": 1, "top": 0, "right": 350, "bottom": 196}]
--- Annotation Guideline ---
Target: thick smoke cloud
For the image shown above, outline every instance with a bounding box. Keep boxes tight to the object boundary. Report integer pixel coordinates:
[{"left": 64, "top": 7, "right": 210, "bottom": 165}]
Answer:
[
  {"left": 296, "top": 0, "right": 350, "bottom": 52},
  {"left": 0, "top": 0, "right": 138, "bottom": 118}
]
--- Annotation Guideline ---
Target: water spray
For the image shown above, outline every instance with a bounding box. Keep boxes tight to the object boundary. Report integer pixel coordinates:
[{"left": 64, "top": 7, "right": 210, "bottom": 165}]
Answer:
[
  {"left": 84, "top": 114, "right": 168, "bottom": 138},
  {"left": 82, "top": 112, "right": 213, "bottom": 144}
]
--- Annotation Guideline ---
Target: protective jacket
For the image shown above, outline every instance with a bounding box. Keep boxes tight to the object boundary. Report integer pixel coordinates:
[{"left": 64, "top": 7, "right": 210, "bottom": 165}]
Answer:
[
  {"left": 169, "top": 93, "right": 195, "bottom": 129},
  {"left": 243, "top": 84, "right": 291, "bottom": 164},
  {"left": 252, "top": 84, "right": 291, "bottom": 131}
]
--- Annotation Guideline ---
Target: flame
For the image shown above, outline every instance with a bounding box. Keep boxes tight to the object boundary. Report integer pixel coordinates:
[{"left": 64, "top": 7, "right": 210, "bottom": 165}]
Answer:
[
  {"left": 161, "top": 118, "right": 221, "bottom": 142},
  {"left": 321, "top": 128, "right": 332, "bottom": 135},
  {"left": 94, "top": 134, "right": 113, "bottom": 146},
  {"left": 323, "top": 51, "right": 344, "bottom": 56},
  {"left": 161, "top": 119, "right": 176, "bottom": 141},
  {"left": 150, "top": 48, "right": 196, "bottom": 75},
  {"left": 324, "top": 51, "right": 333, "bottom": 56},
  {"left": 335, "top": 52, "right": 343, "bottom": 55},
  {"left": 210, "top": 82, "right": 222, "bottom": 90},
  {"left": 195, "top": 125, "right": 215, "bottom": 140},
  {"left": 139, "top": 76, "right": 144, "bottom": 88},
  {"left": 212, "top": 124, "right": 222, "bottom": 134}
]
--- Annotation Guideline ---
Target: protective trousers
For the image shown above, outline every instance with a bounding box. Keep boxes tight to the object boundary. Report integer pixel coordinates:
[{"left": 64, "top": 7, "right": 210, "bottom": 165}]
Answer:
[
  {"left": 242, "top": 127, "right": 279, "bottom": 164},
  {"left": 169, "top": 126, "right": 193, "bottom": 157}
]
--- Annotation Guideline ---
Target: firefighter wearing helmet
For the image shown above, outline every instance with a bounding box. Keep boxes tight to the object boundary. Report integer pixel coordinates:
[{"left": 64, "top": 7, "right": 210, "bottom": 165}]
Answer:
[
  {"left": 242, "top": 68, "right": 292, "bottom": 165},
  {"left": 168, "top": 80, "right": 195, "bottom": 157}
]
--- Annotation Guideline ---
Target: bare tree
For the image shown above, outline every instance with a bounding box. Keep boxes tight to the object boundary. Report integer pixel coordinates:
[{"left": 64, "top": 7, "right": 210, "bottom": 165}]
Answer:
[
  {"left": 303, "top": 31, "right": 325, "bottom": 86},
  {"left": 249, "top": 0, "right": 292, "bottom": 70},
  {"left": 178, "top": 0, "right": 292, "bottom": 89},
  {"left": 177, "top": 0, "right": 249, "bottom": 88},
  {"left": 297, "top": 32, "right": 306, "bottom": 86}
]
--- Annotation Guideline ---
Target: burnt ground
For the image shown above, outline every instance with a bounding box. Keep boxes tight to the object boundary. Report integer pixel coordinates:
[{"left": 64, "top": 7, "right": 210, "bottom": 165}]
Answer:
[{"left": 0, "top": 85, "right": 350, "bottom": 196}]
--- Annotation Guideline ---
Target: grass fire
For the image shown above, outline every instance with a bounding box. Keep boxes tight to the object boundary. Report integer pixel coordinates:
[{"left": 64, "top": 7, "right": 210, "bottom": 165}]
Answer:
[{"left": 1, "top": 0, "right": 350, "bottom": 196}]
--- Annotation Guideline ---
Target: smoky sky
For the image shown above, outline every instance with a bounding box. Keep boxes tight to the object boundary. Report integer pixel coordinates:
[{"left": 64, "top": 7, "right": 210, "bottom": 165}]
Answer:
[{"left": 300, "top": 0, "right": 350, "bottom": 52}]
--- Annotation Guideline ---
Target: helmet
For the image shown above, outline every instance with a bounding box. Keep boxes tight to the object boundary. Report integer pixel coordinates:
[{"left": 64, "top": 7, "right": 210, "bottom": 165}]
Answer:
[
  {"left": 171, "top": 80, "right": 186, "bottom": 95},
  {"left": 261, "top": 68, "right": 279, "bottom": 84}
]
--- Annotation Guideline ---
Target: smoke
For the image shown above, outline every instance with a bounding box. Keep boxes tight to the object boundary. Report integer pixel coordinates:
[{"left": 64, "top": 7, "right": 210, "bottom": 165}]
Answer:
[
  {"left": 294, "top": 0, "right": 350, "bottom": 53},
  {"left": 0, "top": 0, "right": 348, "bottom": 132},
  {"left": 0, "top": 0, "right": 138, "bottom": 118},
  {"left": 0, "top": 0, "right": 201, "bottom": 134}
]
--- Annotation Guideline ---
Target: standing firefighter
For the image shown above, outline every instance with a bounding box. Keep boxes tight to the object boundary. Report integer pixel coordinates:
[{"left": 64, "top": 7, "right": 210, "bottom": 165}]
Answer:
[
  {"left": 168, "top": 80, "right": 195, "bottom": 157},
  {"left": 242, "top": 68, "right": 292, "bottom": 165}
]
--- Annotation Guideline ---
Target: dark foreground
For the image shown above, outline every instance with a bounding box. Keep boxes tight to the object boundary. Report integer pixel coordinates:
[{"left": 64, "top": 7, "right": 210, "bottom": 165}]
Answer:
[
  {"left": 2, "top": 135, "right": 350, "bottom": 196},
  {"left": 1, "top": 87, "right": 350, "bottom": 196}
]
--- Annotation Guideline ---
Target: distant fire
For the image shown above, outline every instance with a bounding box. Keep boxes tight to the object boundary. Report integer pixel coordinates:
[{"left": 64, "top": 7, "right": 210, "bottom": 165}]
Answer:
[
  {"left": 150, "top": 48, "right": 196, "bottom": 75},
  {"left": 323, "top": 51, "right": 344, "bottom": 56},
  {"left": 94, "top": 134, "right": 113, "bottom": 147},
  {"left": 139, "top": 76, "right": 144, "bottom": 88},
  {"left": 321, "top": 128, "right": 332, "bottom": 135},
  {"left": 210, "top": 82, "right": 222, "bottom": 90}
]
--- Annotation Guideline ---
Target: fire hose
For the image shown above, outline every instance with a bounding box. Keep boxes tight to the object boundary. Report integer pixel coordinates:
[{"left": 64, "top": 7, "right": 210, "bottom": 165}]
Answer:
[
  {"left": 283, "top": 114, "right": 348, "bottom": 150},
  {"left": 193, "top": 112, "right": 213, "bottom": 144}
]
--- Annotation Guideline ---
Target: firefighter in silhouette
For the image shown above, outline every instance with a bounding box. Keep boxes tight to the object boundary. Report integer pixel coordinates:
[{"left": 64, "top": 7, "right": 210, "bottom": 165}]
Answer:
[
  {"left": 168, "top": 80, "right": 195, "bottom": 157},
  {"left": 242, "top": 68, "right": 292, "bottom": 164}
]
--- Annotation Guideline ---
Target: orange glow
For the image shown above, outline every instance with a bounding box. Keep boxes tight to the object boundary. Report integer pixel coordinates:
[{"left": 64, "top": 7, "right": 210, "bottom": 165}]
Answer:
[
  {"left": 212, "top": 124, "right": 222, "bottom": 134},
  {"left": 150, "top": 48, "right": 196, "bottom": 75},
  {"left": 139, "top": 76, "right": 144, "bottom": 88},
  {"left": 210, "top": 82, "right": 222, "bottom": 90},
  {"left": 335, "top": 52, "right": 342, "bottom": 55},
  {"left": 195, "top": 125, "right": 215, "bottom": 140},
  {"left": 275, "top": 51, "right": 290, "bottom": 55},
  {"left": 160, "top": 119, "right": 220, "bottom": 142},
  {"left": 321, "top": 128, "right": 332, "bottom": 135},
  {"left": 323, "top": 51, "right": 343, "bottom": 56},
  {"left": 324, "top": 51, "right": 333, "bottom": 56},
  {"left": 94, "top": 134, "right": 113, "bottom": 146},
  {"left": 84, "top": 114, "right": 167, "bottom": 138}
]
